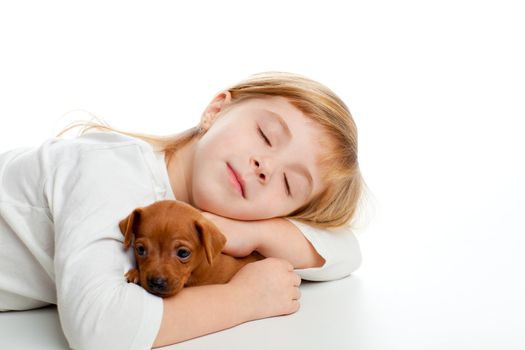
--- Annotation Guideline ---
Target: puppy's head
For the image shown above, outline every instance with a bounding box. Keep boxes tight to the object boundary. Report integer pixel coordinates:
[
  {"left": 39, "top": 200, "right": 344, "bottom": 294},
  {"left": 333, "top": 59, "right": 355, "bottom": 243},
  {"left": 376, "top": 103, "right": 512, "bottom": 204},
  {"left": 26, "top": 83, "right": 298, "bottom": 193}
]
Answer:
[{"left": 119, "top": 200, "right": 226, "bottom": 297}]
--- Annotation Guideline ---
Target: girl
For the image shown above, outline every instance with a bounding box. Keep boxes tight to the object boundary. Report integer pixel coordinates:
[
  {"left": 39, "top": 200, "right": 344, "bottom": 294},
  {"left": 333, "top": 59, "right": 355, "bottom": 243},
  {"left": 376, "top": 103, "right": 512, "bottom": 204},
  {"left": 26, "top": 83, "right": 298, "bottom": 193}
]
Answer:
[{"left": 0, "top": 72, "right": 364, "bottom": 349}]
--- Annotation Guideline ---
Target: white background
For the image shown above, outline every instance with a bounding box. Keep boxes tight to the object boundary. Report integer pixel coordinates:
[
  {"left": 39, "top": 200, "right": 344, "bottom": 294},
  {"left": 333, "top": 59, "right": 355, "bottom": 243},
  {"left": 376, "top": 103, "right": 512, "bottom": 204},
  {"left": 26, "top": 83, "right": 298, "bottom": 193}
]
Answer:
[{"left": 1, "top": 1, "right": 524, "bottom": 349}]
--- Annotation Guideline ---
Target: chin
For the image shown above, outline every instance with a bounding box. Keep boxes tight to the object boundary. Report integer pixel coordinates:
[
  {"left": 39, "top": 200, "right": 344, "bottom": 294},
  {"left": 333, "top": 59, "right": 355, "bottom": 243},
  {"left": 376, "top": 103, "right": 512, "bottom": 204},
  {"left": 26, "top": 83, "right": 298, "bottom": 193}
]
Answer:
[
  {"left": 202, "top": 204, "right": 248, "bottom": 219},
  {"left": 219, "top": 208, "right": 276, "bottom": 221},
  {"left": 195, "top": 199, "right": 261, "bottom": 220},
  {"left": 192, "top": 188, "right": 277, "bottom": 220}
]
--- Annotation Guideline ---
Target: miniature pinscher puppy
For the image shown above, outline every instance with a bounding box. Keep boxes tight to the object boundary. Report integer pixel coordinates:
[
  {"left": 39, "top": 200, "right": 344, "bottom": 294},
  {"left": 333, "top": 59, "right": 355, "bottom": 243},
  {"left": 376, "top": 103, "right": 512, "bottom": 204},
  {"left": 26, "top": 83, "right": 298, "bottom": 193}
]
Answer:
[{"left": 119, "top": 199, "right": 263, "bottom": 297}]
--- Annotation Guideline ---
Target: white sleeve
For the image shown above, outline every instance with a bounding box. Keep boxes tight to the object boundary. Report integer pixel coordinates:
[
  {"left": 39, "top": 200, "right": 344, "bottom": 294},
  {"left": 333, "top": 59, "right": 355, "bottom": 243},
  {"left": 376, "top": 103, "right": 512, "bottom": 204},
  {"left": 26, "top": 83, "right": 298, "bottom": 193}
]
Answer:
[
  {"left": 285, "top": 218, "right": 362, "bottom": 281},
  {"left": 48, "top": 145, "right": 163, "bottom": 350}
]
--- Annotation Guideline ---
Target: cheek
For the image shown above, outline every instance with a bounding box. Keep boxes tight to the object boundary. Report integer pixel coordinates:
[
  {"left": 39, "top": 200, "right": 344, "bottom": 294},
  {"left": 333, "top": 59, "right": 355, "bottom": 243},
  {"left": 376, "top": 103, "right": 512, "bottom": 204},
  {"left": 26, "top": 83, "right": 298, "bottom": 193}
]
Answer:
[
  {"left": 200, "top": 119, "right": 256, "bottom": 164},
  {"left": 165, "top": 262, "right": 193, "bottom": 281},
  {"left": 195, "top": 177, "right": 288, "bottom": 219},
  {"left": 202, "top": 123, "right": 244, "bottom": 150},
  {"left": 137, "top": 258, "right": 157, "bottom": 276},
  {"left": 191, "top": 169, "right": 224, "bottom": 211},
  {"left": 137, "top": 260, "right": 151, "bottom": 287}
]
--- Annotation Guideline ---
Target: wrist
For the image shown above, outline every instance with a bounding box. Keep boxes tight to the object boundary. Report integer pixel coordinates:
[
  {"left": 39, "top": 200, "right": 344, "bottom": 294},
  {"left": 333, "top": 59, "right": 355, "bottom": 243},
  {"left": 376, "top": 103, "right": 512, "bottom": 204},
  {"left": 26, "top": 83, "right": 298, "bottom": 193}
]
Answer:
[
  {"left": 250, "top": 219, "right": 272, "bottom": 253},
  {"left": 253, "top": 218, "right": 284, "bottom": 256},
  {"left": 228, "top": 279, "right": 259, "bottom": 321}
]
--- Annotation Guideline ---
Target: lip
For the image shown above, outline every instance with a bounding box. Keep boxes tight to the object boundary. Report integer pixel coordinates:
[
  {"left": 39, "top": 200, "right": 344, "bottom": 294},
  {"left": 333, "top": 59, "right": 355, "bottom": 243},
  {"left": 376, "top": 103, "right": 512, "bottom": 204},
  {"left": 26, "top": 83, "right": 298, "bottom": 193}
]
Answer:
[{"left": 227, "top": 163, "right": 246, "bottom": 198}]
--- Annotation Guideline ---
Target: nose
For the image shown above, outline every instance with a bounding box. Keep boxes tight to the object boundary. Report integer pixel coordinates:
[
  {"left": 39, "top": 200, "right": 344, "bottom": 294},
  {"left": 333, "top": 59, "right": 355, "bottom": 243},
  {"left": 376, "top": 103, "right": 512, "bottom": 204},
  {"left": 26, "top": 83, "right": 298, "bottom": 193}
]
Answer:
[
  {"left": 147, "top": 276, "right": 168, "bottom": 291},
  {"left": 251, "top": 157, "right": 273, "bottom": 184}
]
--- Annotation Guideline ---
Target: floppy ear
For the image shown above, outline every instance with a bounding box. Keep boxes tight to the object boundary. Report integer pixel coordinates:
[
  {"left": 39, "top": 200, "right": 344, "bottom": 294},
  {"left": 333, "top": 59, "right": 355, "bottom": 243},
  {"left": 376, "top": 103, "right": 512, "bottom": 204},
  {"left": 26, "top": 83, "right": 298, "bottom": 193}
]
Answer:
[
  {"left": 118, "top": 208, "right": 142, "bottom": 250},
  {"left": 194, "top": 217, "right": 227, "bottom": 266}
]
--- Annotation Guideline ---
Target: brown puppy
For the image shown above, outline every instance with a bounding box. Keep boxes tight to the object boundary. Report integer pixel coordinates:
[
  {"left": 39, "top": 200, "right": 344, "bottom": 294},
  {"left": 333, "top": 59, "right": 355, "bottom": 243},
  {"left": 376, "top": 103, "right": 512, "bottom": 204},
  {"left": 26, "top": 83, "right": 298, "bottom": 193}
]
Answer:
[{"left": 119, "top": 199, "right": 263, "bottom": 297}]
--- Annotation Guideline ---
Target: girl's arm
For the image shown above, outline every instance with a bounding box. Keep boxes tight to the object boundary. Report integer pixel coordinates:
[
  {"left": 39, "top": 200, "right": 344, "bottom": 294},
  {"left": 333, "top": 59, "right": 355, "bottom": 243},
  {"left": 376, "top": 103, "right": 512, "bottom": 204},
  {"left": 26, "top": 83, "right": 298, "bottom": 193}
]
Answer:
[
  {"left": 252, "top": 217, "right": 326, "bottom": 269},
  {"left": 153, "top": 258, "right": 301, "bottom": 348},
  {"left": 201, "top": 213, "right": 325, "bottom": 269},
  {"left": 201, "top": 212, "right": 362, "bottom": 280}
]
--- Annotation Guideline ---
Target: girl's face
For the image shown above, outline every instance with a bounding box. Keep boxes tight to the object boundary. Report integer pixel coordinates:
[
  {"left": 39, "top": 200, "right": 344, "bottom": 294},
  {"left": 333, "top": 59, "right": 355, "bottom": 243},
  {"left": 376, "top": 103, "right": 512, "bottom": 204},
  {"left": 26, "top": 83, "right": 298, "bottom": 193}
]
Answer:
[{"left": 190, "top": 95, "right": 329, "bottom": 220}]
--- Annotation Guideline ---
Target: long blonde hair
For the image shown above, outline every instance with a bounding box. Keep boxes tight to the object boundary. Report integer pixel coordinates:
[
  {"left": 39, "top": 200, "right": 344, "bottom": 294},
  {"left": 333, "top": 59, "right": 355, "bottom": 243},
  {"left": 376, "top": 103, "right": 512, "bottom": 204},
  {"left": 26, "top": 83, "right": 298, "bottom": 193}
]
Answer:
[{"left": 57, "top": 72, "right": 365, "bottom": 230}]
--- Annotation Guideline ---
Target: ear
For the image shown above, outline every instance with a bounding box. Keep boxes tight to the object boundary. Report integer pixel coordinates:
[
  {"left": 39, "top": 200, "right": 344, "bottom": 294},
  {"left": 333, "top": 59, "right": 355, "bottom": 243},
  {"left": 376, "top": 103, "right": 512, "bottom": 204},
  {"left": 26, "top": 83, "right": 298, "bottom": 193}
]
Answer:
[
  {"left": 194, "top": 217, "right": 227, "bottom": 266},
  {"left": 118, "top": 208, "right": 142, "bottom": 250},
  {"left": 199, "top": 91, "right": 232, "bottom": 132}
]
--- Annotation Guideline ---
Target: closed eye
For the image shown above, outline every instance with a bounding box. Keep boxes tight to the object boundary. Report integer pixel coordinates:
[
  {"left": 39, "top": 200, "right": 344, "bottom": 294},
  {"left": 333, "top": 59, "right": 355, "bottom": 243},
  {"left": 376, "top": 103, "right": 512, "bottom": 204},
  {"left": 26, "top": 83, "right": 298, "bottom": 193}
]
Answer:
[
  {"left": 284, "top": 174, "right": 291, "bottom": 197},
  {"left": 258, "top": 126, "right": 292, "bottom": 197},
  {"left": 258, "top": 127, "right": 271, "bottom": 146}
]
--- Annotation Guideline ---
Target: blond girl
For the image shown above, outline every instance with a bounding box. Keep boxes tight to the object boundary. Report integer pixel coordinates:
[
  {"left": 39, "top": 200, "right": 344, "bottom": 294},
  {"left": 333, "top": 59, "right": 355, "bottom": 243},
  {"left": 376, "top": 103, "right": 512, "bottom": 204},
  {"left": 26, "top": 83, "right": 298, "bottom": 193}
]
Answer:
[{"left": 0, "top": 72, "right": 363, "bottom": 349}]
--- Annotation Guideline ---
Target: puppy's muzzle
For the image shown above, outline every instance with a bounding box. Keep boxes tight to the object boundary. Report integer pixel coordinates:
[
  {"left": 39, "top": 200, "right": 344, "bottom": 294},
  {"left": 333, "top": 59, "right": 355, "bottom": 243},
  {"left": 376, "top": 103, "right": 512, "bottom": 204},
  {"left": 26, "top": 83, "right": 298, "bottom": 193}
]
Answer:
[{"left": 147, "top": 276, "right": 168, "bottom": 293}]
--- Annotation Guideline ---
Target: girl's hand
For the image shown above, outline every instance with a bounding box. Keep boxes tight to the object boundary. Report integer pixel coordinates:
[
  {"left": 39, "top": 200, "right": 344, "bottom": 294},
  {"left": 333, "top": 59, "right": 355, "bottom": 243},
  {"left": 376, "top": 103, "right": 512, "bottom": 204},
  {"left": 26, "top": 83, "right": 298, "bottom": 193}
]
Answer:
[
  {"left": 229, "top": 258, "right": 301, "bottom": 320},
  {"left": 200, "top": 211, "right": 260, "bottom": 257}
]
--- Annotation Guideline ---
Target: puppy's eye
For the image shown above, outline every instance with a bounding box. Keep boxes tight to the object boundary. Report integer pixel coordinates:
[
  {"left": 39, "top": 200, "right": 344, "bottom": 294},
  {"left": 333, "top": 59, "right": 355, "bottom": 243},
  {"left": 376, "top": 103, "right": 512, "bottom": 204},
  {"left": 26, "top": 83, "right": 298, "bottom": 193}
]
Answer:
[
  {"left": 136, "top": 245, "right": 147, "bottom": 257},
  {"left": 176, "top": 247, "right": 191, "bottom": 261}
]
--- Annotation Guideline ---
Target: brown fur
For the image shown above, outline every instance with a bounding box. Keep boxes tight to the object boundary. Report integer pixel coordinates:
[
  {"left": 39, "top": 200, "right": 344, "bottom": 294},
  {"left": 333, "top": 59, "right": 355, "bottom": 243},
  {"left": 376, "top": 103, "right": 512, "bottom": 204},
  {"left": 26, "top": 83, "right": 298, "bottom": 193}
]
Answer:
[{"left": 119, "top": 199, "right": 263, "bottom": 297}]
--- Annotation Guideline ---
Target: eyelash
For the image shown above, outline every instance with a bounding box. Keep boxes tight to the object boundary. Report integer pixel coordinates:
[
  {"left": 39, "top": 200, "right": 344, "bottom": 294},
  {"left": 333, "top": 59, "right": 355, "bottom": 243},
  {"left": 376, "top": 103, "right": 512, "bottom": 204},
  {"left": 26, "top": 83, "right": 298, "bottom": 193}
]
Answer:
[
  {"left": 258, "top": 126, "right": 291, "bottom": 197},
  {"left": 258, "top": 127, "right": 271, "bottom": 146}
]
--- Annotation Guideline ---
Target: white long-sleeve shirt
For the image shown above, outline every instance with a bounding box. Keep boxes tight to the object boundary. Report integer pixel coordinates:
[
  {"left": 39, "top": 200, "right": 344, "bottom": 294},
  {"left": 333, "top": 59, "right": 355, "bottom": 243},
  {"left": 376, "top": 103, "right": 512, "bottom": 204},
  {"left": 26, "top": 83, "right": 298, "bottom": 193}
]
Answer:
[{"left": 0, "top": 131, "right": 361, "bottom": 349}]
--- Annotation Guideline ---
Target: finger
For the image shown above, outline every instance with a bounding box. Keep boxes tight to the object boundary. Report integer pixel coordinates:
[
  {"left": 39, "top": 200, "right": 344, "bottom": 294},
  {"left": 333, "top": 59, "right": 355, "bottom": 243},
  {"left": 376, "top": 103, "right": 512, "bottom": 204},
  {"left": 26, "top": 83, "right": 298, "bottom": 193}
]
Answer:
[
  {"left": 289, "top": 300, "right": 300, "bottom": 314},
  {"left": 288, "top": 272, "right": 301, "bottom": 286},
  {"left": 293, "top": 274, "right": 302, "bottom": 287},
  {"left": 292, "top": 287, "right": 302, "bottom": 301},
  {"left": 274, "top": 258, "right": 294, "bottom": 272}
]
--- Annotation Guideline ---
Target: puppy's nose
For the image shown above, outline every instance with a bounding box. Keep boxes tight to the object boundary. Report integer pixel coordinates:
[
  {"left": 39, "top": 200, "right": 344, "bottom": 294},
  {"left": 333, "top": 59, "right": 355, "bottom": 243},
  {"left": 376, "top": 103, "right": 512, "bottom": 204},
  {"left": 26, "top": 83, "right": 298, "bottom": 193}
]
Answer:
[{"left": 147, "top": 277, "right": 168, "bottom": 291}]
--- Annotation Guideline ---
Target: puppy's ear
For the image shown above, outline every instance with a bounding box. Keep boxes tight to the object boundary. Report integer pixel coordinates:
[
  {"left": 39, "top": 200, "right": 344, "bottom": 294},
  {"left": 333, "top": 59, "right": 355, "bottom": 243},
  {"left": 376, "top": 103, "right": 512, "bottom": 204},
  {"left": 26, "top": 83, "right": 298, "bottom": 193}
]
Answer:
[
  {"left": 119, "top": 208, "right": 142, "bottom": 250},
  {"left": 195, "top": 217, "right": 227, "bottom": 266}
]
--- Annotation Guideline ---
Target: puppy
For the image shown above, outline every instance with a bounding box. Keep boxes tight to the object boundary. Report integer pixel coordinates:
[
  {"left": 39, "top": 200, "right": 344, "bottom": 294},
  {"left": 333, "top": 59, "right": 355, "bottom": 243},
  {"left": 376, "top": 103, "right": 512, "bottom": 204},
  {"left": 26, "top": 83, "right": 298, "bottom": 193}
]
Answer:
[{"left": 119, "top": 199, "right": 263, "bottom": 297}]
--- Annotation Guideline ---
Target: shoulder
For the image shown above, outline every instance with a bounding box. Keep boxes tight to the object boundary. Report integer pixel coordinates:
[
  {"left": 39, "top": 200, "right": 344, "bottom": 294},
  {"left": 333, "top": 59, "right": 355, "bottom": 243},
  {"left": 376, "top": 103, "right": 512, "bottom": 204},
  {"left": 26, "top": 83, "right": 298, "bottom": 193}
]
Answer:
[
  {"left": 45, "top": 131, "right": 160, "bottom": 193},
  {"left": 47, "top": 132, "right": 162, "bottom": 223}
]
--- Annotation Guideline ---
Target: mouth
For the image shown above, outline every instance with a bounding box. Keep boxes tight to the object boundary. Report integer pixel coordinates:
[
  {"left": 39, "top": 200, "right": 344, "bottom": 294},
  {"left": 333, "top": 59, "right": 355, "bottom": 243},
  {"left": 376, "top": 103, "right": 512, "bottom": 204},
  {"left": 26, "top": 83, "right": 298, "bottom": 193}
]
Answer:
[
  {"left": 144, "top": 280, "right": 184, "bottom": 298},
  {"left": 227, "top": 163, "right": 245, "bottom": 198},
  {"left": 147, "top": 288, "right": 177, "bottom": 298}
]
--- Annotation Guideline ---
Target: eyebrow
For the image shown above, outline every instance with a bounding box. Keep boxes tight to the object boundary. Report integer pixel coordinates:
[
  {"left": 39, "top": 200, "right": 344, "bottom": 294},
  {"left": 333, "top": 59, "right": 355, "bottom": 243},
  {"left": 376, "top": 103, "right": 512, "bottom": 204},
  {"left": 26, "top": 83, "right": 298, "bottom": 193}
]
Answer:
[{"left": 263, "top": 109, "right": 313, "bottom": 199}]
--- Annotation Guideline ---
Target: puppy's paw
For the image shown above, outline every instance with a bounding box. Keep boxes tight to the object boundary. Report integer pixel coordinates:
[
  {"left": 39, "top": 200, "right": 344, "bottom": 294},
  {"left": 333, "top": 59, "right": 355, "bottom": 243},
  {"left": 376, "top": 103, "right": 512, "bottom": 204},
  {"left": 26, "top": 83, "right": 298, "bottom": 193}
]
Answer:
[{"left": 125, "top": 268, "right": 140, "bottom": 284}]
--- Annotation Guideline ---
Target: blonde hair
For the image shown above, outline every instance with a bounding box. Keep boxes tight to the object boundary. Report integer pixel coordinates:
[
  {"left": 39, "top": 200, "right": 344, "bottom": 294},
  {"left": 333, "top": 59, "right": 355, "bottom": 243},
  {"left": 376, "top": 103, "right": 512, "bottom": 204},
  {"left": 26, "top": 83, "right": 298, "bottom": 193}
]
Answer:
[{"left": 57, "top": 72, "right": 365, "bottom": 230}]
